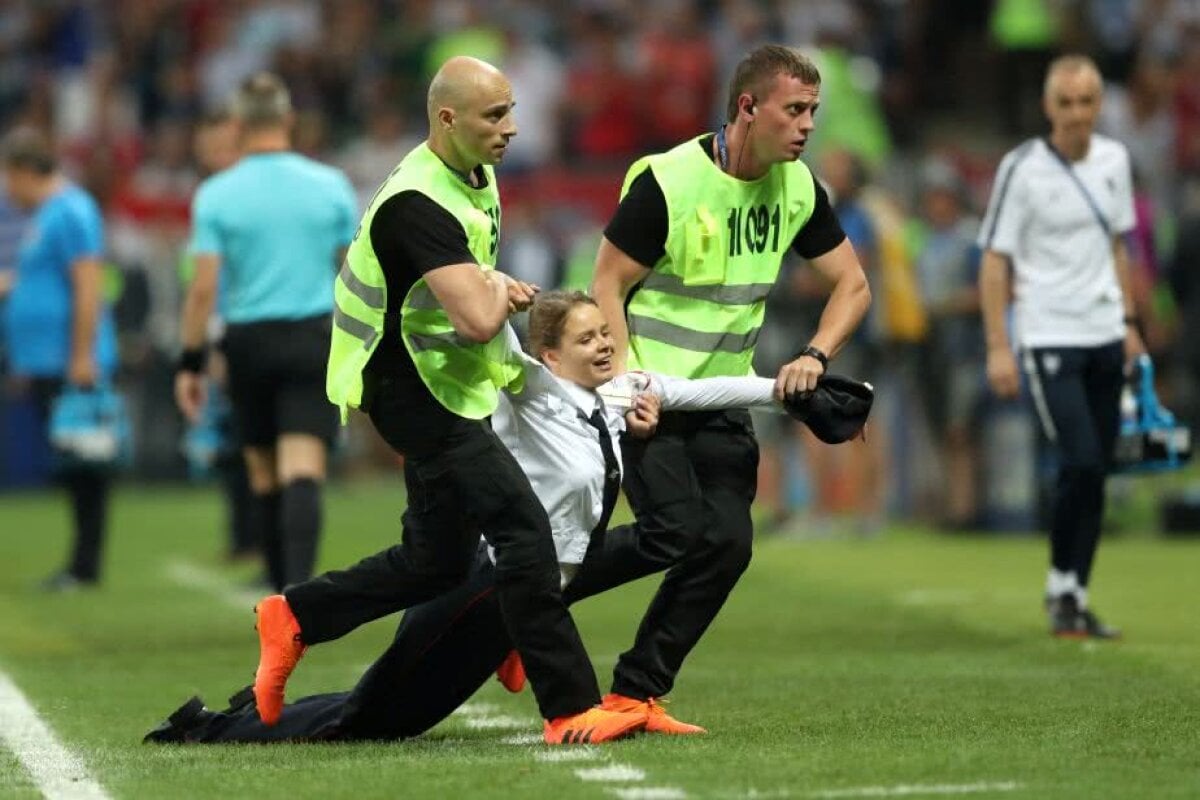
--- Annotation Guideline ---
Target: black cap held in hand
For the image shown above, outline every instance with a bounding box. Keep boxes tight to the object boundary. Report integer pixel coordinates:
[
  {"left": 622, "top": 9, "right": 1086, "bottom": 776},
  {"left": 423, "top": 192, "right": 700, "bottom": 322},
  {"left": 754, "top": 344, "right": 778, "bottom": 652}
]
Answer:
[{"left": 783, "top": 374, "right": 874, "bottom": 444}]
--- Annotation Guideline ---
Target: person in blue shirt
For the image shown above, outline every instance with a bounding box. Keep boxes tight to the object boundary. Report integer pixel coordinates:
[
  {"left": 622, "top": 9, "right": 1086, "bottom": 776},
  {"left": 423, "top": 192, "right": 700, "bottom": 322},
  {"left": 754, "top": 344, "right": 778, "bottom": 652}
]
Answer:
[
  {"left": 175, "top": 74, "right": 358, "bottom": 591},
  {"left": 2, "top": 127, "right": 117, "bottom": 590}
]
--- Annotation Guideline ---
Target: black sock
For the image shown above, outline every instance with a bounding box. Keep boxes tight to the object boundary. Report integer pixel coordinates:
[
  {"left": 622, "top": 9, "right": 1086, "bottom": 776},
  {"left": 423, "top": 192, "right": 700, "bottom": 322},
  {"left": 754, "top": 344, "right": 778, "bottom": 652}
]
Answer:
[
  {"left": 250, "top": 490, "right": 284, "bottom": 591},
  {"left": 281, "top": 478, "right": 322, "bottom": 587}
]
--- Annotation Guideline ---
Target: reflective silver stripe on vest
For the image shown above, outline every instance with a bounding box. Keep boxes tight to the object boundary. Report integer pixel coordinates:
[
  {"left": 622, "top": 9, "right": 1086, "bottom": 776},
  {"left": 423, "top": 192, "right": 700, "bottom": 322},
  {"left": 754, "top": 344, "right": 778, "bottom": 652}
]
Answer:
[
  {"left": 338, "top": 265, "right": 385, "bottom": 309},
  {"left": 407, "top": 330, "right": 468, "bottom": 352},
  {"left": 640, "top": 271, "right": 774, "bottom": 305},
  {"left": 628, "top": 314, "right": 759, "bottom": 354},
  {"left": 405, "top": 284, "right": 443, "bottom": 311},
  {"left": 334, "top": 307, "right": 378, "bottom": 349}
]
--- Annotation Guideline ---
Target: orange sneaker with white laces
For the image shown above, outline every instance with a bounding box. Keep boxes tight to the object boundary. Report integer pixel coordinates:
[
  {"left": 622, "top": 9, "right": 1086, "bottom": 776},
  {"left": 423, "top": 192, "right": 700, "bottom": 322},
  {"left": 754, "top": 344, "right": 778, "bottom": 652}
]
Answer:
[
  {"left": 543, "top": 706, "right": 646, "bottom": 745},
  {"left": 600, "top": 692, "right": 707, "bottom": 735},
  {"left": 495, "top": 650, "right": 526, "bottom": 693},
  {"left": 253, "top": 595, "right": 306, "bottom": 726}
]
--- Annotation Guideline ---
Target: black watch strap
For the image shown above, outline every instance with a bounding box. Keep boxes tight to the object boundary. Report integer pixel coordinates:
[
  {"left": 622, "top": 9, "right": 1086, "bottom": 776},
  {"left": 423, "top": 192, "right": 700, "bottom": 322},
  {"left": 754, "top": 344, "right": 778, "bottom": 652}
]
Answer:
[
  {"left": 800, "top": 344, "right": 828, "bottom": 371},
  {"left": 178, "top": 347, "right": 209, "bottom": 374}
]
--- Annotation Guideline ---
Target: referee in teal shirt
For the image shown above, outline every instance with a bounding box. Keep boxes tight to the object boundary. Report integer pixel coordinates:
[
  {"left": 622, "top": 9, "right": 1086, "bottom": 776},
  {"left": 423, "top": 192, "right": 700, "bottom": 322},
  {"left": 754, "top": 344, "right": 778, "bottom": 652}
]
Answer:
[
  {"left": 2, "top": 128, "right": 118, "bottom": 590},
  {"left": 176, "top": 74, "right": 358, "bottom": 591}
]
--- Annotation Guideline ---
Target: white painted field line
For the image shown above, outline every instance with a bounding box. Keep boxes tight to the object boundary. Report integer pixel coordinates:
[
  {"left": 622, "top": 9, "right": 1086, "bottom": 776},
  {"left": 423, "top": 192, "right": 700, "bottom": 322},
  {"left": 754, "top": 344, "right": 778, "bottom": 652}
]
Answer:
[
  {"left": 501, "top": 732, "right": 543, "bottom": 746},
  {"left": 724, "top": 781, "right": 1021, "bottom": 799},
  {"left": 0, "top": 669, "right": 110, "bottom": 800},
  {"left": 464, "top": 715, "right": 527, "bottom": 730},
  {"left": 165, "top": 560, "right": 262, "bottom": 611},
  {"left": 452, "top": 702, "right": 500, "bottom": 717},
  {"left": 896, "top": 589, "right": 1027, "bottom": 608},
  {"left": 453, "top": 701, "right": 527, "bottom": 730},
  {"left": 896, "top": 589, "right": 977, "bottom": 607},
  {"left": 534, "top": 748, "right": 600, "bottom": 762},
  {"left": 608, "top": 789, "right": 688, "bottom": 800},
  {"left": 808, "top": 782, "right": 1021, "bottom": 799},
  {"left": 576, "top": 764, "right": 646, "bottom": 782}
]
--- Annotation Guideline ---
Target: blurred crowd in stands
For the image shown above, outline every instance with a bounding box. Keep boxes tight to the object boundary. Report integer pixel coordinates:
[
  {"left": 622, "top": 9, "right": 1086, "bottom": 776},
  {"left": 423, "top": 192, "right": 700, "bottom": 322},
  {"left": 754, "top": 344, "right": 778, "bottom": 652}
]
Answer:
[{"left": 2, "top": 0, "right": 1199, "bottom": 534}]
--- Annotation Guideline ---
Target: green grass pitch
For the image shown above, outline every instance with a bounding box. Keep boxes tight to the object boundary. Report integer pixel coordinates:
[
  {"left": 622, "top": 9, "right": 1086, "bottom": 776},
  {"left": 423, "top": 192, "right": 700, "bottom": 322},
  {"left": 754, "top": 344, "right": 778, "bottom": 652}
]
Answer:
[{"left": 0, "top": 482, "right": 1198, "bottom": 799}]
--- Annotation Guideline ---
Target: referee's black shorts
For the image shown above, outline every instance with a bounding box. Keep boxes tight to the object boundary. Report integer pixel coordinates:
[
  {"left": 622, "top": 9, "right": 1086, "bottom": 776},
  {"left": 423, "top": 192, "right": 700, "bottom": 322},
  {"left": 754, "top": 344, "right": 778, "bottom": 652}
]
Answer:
[{"left": 221, "top": 314, "right": 337, "bottom": 448}]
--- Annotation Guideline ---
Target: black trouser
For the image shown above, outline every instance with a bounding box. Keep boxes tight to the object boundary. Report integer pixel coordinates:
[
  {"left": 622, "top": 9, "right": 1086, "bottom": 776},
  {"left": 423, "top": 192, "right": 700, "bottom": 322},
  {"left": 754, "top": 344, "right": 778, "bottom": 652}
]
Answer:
[
  {"left": 284, "top": 412, "right": 600, "bottom": 720},
  {"left": 601, "top": 408, "right": 759, "bottom": 699},
  {"left": 31, "top": 378, "right": 111, "bottom": 583},
  {"left": 178, "top": 527, "right": 670, "bottom": 743},
  {"left": 186, "top": 547, "right": 509, "bottom": 742},
  {"left": 1022, "top": 341, "right": 1125, "bottom": 587}
]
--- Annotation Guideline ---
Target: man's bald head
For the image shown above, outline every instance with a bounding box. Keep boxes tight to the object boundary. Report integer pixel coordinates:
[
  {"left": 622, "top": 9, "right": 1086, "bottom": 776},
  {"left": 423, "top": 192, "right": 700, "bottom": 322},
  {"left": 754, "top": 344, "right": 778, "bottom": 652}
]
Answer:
[
  {"left": 427, "top": 56, "right": 510, "bottom": 120},
  {"left": 425, "top": 56, "right": 517, "bottom": 172}
]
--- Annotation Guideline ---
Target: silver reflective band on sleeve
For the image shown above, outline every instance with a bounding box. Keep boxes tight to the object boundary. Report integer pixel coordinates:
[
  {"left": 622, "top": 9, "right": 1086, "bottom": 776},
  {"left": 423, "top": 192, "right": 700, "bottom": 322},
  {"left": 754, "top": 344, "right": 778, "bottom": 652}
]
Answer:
[
  {"left": 407, "top": 330, "right": 469, "bottom": 352},
  {"left": 640, "top": 271, "right": 774, "bottom": 305},
  {"left": 334, "top": 307, "right": 379, "bottom": 349},
  {"left": 405, "top": 284, "right": 443, "bottom": 311},
  {"left": 338, "top": 265, "right": 385, "bottom": 309},
  {"left": 628, "top": 314, "right": 759, "bottom": 354}
]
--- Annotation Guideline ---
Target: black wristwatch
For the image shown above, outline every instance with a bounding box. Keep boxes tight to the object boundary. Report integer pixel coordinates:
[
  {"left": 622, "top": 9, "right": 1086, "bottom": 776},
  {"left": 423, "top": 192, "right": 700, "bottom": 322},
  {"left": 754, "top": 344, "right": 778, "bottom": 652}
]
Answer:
[
  {"left": 799, "top": 344, "right": 828, "bottom": 371},
  {"left": 178, "top": 346, "right": 209, "bottom": 374}
]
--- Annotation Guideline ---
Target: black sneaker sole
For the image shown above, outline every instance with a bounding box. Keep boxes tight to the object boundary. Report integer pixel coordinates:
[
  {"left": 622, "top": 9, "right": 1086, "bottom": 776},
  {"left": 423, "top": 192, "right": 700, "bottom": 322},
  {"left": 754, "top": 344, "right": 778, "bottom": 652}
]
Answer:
[{"left": 143, "top": 696, "right": 207, "bottom": 744}]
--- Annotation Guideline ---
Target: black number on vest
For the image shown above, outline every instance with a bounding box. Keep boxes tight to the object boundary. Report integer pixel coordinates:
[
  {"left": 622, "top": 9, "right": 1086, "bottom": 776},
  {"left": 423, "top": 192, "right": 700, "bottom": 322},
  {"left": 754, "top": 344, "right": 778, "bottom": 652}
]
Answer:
[
  {"left": 487, "top": 206, "right": 500, "bottom": 257},
  {"left": 727, "top": 203, "right": 781, "bottom": 256}
]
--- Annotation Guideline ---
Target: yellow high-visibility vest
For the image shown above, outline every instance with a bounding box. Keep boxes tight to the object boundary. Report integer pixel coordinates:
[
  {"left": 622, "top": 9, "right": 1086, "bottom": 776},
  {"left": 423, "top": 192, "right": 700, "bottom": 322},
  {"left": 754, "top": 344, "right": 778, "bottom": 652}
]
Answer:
[
  {"left": 621, "top": 136, "right": 817, "bottom": 378},
  {"left": 327, "top": 143, "right": 522, "bottom": 422}
]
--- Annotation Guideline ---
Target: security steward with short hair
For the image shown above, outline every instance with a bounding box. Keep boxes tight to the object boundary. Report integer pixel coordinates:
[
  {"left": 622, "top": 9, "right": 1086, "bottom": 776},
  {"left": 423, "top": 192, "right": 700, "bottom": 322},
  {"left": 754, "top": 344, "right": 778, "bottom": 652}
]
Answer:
[
  {"left": 250, "top": 57, "right": 644, "bottom": 746},
  {"left": 590, "top": 44, "right": 872, "bottom": 724}
]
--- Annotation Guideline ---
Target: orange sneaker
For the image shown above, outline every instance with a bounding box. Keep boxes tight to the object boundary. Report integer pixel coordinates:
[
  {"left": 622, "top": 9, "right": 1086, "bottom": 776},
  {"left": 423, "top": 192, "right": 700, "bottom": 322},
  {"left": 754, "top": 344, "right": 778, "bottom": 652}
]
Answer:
[
  {"left": 253, "top": 595, "right": 306, "bottom": 726},
  {"left": 495, "top": 650, "right": 526, "bottom": 693},
  {"left": 600, "top": 693, "right": 707, "bottom": 735},
  {"left": 543, "top": 706, "right": 646, "bottom": 745}
]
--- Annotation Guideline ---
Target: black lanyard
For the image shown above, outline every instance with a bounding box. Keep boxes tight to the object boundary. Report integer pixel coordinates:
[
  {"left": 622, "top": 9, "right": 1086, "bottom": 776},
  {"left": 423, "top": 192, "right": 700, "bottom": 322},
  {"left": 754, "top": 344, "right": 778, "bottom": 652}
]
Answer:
[{"left": 715, "top": 126, "right": 729, "bottom": 172}]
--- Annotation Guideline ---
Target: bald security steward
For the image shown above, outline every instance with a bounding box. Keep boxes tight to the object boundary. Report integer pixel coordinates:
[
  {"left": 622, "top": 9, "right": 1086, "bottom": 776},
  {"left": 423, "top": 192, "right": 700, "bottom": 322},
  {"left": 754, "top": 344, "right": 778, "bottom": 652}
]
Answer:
[{"left": 244, "top": 57, "right": 644, "bottom": 746}]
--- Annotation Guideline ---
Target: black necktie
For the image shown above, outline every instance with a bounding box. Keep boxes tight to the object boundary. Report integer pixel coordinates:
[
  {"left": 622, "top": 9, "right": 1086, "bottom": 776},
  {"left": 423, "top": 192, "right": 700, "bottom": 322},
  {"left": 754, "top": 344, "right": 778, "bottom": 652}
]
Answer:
[{"left": 582, "top": 406, "right": 621, "bottom": 538}]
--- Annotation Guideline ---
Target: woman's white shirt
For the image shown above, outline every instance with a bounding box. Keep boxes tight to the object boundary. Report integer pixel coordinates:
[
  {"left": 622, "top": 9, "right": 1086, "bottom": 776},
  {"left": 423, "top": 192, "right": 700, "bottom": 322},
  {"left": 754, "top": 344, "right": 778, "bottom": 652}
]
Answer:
[
  {"left": 493, "top": 352, "right": 625, "bottom": 566},
  {"left": 490, "top": 325, "right": 778, "bottom": 571}
]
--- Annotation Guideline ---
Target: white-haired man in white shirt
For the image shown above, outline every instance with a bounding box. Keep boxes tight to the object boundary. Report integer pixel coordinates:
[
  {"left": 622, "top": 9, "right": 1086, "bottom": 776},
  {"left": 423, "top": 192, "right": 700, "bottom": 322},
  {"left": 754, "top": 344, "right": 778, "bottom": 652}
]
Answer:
[{"left": 979, "top": 54, "right": 1146, "bottom": 640}]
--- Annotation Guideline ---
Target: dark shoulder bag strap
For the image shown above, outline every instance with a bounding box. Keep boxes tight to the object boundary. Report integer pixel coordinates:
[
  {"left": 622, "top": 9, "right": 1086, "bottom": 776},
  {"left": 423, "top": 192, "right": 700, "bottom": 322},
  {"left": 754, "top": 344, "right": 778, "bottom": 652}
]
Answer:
[{"left": 1043, "top": 137, "right": 1112, "bottom": 238}]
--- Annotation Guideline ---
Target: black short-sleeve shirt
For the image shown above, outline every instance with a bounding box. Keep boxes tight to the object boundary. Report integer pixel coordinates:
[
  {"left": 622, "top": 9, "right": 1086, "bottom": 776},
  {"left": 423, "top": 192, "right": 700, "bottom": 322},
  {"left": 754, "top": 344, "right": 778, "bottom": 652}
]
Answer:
[
  {"left": 371, "top": 191, "right": 475, "bottom": 311},
  {"left": 604, "top": 135, "right": 846, "bottom": 267},
  {"left": 363, "top": 190, "right": 478, "bottom": 456}
]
